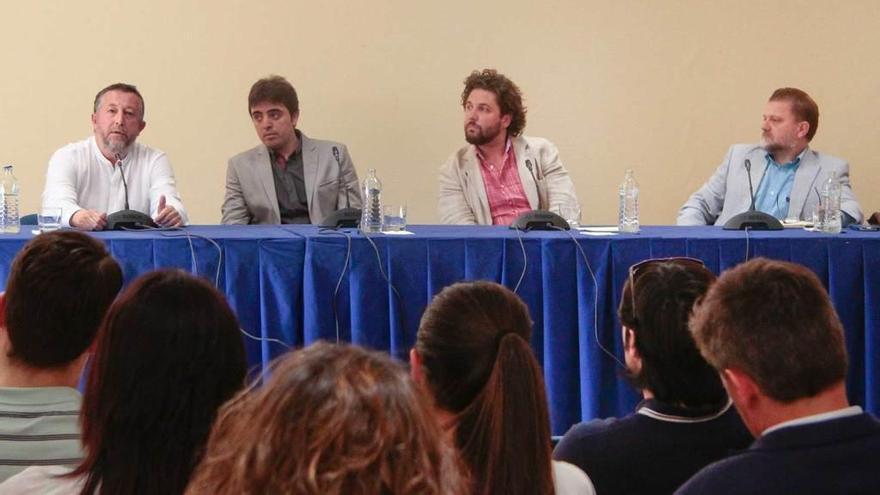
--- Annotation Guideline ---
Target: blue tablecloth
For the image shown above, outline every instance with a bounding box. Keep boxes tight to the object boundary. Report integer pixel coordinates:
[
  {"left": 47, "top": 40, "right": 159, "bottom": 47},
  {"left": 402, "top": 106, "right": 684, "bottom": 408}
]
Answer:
[{"left": 1, "top": 225, "right": 878, "bottom": 435}]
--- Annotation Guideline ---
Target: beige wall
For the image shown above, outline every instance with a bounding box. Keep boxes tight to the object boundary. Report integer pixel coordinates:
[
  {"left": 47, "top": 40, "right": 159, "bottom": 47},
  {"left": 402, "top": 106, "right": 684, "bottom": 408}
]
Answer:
[{"left": 2, "top": 1, "right": 878, "bottom": 225}]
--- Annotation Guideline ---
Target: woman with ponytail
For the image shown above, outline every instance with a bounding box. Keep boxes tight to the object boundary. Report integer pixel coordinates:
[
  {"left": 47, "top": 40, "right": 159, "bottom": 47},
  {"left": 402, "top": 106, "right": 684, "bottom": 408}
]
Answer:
[{"left": 411, "top": 281, "right": 595, "bottom": 495}]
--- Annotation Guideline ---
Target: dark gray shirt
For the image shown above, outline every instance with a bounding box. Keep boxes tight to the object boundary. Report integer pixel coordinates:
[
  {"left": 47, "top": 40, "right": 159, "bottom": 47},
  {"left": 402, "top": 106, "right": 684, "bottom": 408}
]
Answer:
[{"left": 270, "top": 139, "right": 310, "bottom": 224}]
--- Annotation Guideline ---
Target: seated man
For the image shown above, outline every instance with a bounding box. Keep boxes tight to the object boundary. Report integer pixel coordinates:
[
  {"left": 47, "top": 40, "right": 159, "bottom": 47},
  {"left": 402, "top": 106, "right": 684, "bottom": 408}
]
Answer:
[
  {"left": 677, "top": 258, "right": 880, "bottom": 494},
  {"left": 677, "top": 88, "right": 862, "bottom": 226},
  {"left": 438, "top": 69, "right": 579, "bottom": 225},
  {"left": 42, "top": 83, "right": 188, "bottom": 230},
  {"left": 222, "top": 75, "right": 362, "bottom": 225},
  {"left": 0, "top": 231, "right": 122, "bottom": 481},
  {"left": 554, "top": 258, "right": 751, "bottom": 495}
]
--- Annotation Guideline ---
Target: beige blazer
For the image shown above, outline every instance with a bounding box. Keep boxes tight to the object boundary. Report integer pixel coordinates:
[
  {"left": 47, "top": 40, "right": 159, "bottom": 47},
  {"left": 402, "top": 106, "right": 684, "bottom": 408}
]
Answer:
[
  {"left": 437, "top": 135, "right": 580, "bottom": 225},
  {"left": 222, "top": 133, "right": 362, "bottom": 225}
]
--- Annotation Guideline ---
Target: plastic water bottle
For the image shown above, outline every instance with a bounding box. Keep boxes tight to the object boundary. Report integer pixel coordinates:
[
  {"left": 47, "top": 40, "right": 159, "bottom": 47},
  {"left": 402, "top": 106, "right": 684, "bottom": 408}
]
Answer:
[
  {"left": 618, "top": 169, "right": 639, "bottom": 233},
  {"left": 821, "top": 172, "right": 842, "bottom": 234},
  {"left": 0, "top": 165, "right": 20, "bottom": 234},
  {"left": 360, "top": 168, "right": 383, "bottom": 233}
]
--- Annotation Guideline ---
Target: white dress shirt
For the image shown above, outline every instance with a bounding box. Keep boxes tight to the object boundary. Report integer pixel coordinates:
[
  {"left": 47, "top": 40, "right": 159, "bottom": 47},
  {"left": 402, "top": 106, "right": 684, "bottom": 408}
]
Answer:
[{"left": 41, "top": 136, "right": 188, "bottom": 227}]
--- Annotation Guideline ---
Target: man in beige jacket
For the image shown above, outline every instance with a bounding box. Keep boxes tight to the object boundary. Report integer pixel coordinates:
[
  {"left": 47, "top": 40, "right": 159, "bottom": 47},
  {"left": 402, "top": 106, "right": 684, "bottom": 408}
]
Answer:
[{"left": 438, "top": 69, "right": 579, "bottom": 225}]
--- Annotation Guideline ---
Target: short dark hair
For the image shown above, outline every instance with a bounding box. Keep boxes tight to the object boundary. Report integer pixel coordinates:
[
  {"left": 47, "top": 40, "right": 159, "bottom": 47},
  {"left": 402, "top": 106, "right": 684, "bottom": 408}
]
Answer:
[
  {"left": 416, "top": 281, "right": 553, "bottom": 495},
  {"left": 248, "top": 75, "right": 299, "bottom": 117},
  {"left": 690, "top": 258, "right": 847, "bottom": 402},
  {"left": 461, "top": 69, "right": 527, "bottom": 137},
  {"left": 188, "top": 342, "right": 465, "bottom": 494},
  {"left": 619, "top": 260, "right": 725, "bottom": 407},
  {"left": 93, "top": 83, "right": 145, "bottom": 119},
  {"left": 3, "top": 231, "right": 122, "bottom": 368},
  {"left": 769, "top": 87, "right": 819, "bottom": 141},
  {"left": 74, "top": 269, "right": 247, "bottom": 495}
]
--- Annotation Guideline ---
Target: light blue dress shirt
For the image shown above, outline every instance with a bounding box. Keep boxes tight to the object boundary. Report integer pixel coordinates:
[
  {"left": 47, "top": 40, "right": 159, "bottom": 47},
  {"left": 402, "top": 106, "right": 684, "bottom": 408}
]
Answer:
[{"left": 754, "top": 151, "right": 804, "bottom": 219}]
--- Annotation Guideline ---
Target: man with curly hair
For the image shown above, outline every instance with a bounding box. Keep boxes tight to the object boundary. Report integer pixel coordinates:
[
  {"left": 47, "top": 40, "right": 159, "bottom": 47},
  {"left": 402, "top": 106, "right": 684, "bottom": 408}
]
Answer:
[{"left": 438, "top": 69, "right": 579, "bottom": 225}]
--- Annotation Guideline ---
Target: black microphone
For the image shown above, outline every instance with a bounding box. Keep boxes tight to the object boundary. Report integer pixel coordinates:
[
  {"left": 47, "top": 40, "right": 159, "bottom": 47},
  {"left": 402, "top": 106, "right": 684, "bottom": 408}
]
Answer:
[
  {"left": 525, "top": 159, "right": 540, "bottom": 188},
  {"left": 114, "top": 154, "right": 130, "bottom": 210},
  {"left": 745, "top": 159, "right": 756, "bottom": 212},
  {"left": 332, "top": 146, "right": 350, "bottom": 209}
]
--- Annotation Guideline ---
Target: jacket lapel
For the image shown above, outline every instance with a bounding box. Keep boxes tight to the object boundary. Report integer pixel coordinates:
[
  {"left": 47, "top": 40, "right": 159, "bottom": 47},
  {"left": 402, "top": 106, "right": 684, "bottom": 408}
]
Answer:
[
  {"left": 513, "top": 137, "right": 539, "bottom": 209},
  {"left": 789, "top": 148, "right": 820, "bottom": 220},
  {"left": 300, "top": 133, "right": 319, "bottom": 210},
  {"left": 462, "top": 148, "right": 490, "bottom": 223}
]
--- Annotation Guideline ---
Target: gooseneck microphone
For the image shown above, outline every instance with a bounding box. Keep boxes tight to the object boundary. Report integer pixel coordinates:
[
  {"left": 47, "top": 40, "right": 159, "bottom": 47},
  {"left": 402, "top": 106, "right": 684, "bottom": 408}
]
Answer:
[
  {"left": 745, "top": 159, "right": 757, "bottom": 212},
  {"left": 332, "top": 146, "right": 351, "bottom": 209},
  {"left": 722, "top": 157, "right": 783, "bottom": 231},
  {"left": 114, "top": 154, "right": 130, "bottom": 210},
  {"left": 318, "top": 146, "right": 362, "bottom": 228}
]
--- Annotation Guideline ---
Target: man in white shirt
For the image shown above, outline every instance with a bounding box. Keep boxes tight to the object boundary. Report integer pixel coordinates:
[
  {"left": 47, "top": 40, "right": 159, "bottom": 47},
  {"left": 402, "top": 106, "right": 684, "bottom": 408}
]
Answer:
[
  {"left": 677, "top": 258, "right": 880, "bottom": 494},
  {"left": 42, "top": 83, "right": 187, "bottom": 230}
]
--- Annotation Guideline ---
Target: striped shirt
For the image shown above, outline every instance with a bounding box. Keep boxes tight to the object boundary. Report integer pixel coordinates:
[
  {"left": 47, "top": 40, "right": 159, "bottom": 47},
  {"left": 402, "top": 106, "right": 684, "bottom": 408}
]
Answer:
[
  {"left": 0, "top": 387, "right": 82, "bottom": 482},
  {"left": 475, "top": 140, "right": 532, "bottom": 226}
]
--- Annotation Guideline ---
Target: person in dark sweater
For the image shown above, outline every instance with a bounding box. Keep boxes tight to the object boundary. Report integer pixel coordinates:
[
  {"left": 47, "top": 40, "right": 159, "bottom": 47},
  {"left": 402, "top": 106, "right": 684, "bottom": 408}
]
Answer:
[
  {"left": 676, "top": 258, "right": 880, "bottom": 495},
  {"left": 554, "top": 258, "right": 752, "bottom": 495}
]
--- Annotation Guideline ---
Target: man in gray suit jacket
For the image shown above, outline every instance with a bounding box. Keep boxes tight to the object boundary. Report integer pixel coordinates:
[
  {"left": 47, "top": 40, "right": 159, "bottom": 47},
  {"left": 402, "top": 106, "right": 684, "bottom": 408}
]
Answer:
[
  {"left": 678, "top": 88, "right": 862, "bottom": 226},
  {"left": 222, "top": 76, "right": 361, "bottom": 225}
]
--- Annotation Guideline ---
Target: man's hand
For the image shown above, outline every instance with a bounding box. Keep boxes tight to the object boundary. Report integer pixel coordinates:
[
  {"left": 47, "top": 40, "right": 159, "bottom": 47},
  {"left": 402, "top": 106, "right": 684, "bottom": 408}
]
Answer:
[
  {"left": 70, "top": 209, "right": 108, "bottom": 231},
  {"left": 154, "top": 195, "right": 183, "bottom": 228}
]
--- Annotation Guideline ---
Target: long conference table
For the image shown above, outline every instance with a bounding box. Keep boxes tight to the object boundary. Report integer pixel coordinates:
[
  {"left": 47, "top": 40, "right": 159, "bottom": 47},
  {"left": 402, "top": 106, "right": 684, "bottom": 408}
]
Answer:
[{"left": 0, "top": 225, "right": 878, "bottom": 435}]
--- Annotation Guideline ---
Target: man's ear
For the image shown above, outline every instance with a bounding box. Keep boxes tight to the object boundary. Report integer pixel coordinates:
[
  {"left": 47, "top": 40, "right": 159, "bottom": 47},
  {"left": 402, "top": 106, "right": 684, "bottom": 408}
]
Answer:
[
  {"left": 797, "top": 121, "right": 810, "bottom": 140},
  {"left": 721, "top": 367, "right": 760, "bottom": 407},
  {"left": 409, "top": 348, "right": 424, "bottom": 385}
]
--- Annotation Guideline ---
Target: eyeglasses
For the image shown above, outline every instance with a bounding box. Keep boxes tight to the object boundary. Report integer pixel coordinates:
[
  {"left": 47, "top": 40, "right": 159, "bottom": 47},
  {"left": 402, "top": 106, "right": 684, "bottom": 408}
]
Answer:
[{"left": 627, "top": 257, "right": 706, "bottom": 322}]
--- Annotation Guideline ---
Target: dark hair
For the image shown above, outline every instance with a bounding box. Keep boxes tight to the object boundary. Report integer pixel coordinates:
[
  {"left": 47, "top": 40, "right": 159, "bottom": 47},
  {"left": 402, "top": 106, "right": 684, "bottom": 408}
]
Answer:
[
  {"left": 3, "top": 231, "right": 121, "bottom": 367},
  {"left": 73, "top": 269, "right": 247, "bottom": 495},
  {"left": 248, "top": 75, "right": 299, "bottom": 117},
  {"left": 186, "top": 342, "right": 465, "bottom": 495},
  {"left": 690, "top": 258, "right": 847, "bottom": 402},
  {"left": 415, "top": 281, "right": 554, "bottom": 495},
  {"left": 619, "top": 260, "right": 725, "bottom": 407},
  {"left": 461, "top": 69, "right": 527, "bottom": 137},
  {"left": 93, "top": 83, "right": 145, "bottom": 119},
  {"left": 769, "top": 87, "right": 819, "bottom": 141}
]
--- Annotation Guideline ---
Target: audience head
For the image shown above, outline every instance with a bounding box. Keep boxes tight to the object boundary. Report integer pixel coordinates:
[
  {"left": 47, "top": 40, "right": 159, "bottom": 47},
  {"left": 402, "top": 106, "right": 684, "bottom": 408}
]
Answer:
[
  {"left": 618, "top": 257, "right": 725, "bottom": 407},
  {"left": 690, "top": 258, "right": 847, "bottom": 433},
  {"left": 413, "top": 281, "right": 553, "bottom": 495},
  {"left": 461, "top": 69, "right": 527, "bottom": 142},
  {"left": 187, "top": 342, "right": 464, "bottom": 495},
  {"left": 75, "top": 269, "right": 247, "bottom": 495},
  {"left": 1, "top": 231, "right": 122, "bottom": 369}
]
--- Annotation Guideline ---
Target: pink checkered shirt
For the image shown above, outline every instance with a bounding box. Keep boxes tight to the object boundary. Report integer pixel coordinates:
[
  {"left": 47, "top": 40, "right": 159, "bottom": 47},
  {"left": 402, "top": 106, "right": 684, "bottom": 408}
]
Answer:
[{"left": 476, "top": 140, "right": 532, "bottom": 226}]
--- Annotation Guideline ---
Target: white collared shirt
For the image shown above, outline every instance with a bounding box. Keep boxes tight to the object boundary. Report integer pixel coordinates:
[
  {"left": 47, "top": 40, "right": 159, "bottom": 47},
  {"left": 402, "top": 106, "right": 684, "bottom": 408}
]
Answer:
[{"left": 42, "top": 136, "right": 188, "bottom": 227}]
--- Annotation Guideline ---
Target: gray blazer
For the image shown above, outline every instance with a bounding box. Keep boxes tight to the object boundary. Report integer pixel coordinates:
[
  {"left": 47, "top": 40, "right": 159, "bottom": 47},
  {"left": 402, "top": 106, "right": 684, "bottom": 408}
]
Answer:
[
  {"left": 677, "top": 144, "right": 863, "bottom": 226},
  {"left": 437, "top": 135, "right": 579, "bottom": 225},
  {"left": 222, "top": 133, "right": 362, "bottom": 225}
]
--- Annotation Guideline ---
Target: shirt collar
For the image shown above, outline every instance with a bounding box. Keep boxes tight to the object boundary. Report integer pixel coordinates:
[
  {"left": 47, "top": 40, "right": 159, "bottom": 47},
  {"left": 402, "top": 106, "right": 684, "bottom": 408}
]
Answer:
[
  {"left": 766, "top": 147, "right": 807, "bottom": 168},
  {"left": 762, "top": 405, "right": 863, "bottom": 436},
  {"left": 269, "top": 129, "right": 303, "bottom": 164},
  {"left": 636, "top": 397, "right": 734, "bottom": 424},
  {"left": 474, "top": 137, "right": 513, "bottom": 163}
]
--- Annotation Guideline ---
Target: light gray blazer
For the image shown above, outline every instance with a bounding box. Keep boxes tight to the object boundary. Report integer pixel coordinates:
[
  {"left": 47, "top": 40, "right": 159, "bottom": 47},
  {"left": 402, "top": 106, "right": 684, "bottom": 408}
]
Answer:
[
  {"left": 222, "top": 133, "right": 362, "bottom": 225},
  {"left": 437, "top": 135, "right": 579, "bottom": 225},
  {"left": 677, "top": 144, "right": 863, "bottom": 226}
]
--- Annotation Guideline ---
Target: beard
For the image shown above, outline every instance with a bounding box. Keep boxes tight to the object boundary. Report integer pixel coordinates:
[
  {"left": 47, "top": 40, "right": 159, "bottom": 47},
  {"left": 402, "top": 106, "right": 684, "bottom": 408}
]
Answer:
[
  {"left": 103, "top": 133, "right": 132, "bottom": 158},
  {"left": 465, "top": 121, "right": 502, "bottom": 146}
]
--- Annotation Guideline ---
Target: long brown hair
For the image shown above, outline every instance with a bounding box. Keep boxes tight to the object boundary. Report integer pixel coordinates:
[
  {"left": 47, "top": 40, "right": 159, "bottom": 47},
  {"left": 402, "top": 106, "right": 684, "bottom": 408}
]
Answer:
[
  {"left": 416, "top": 281, "right": 555, "bottom": 495},
  {"left": 186, "top": 342, "right": 466, "bottom": 495},
  {"left": 73, "top": 270, "right": 247, "bottom": 495}
]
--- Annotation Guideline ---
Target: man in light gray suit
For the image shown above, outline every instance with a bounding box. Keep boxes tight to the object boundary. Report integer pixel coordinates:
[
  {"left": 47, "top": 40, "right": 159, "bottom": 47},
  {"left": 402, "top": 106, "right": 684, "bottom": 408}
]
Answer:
[
  {"left": 222, "top": 75, "right": 361, "bottom": 225},
  {"left": 677, "top": 88, "right": 862, "bottom": 226}
]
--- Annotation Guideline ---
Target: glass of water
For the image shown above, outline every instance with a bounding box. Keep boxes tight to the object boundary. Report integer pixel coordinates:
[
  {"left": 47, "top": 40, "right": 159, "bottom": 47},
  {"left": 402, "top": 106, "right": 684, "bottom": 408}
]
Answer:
[
  {"left": 382, "top": 205, "right": 407, "bottom": 232},
  {"left": 38, "top": 207, "right": 62, "bottom": 233},
  {"left": 552, "top": 205, "right": 582, "bottom": 229}
]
